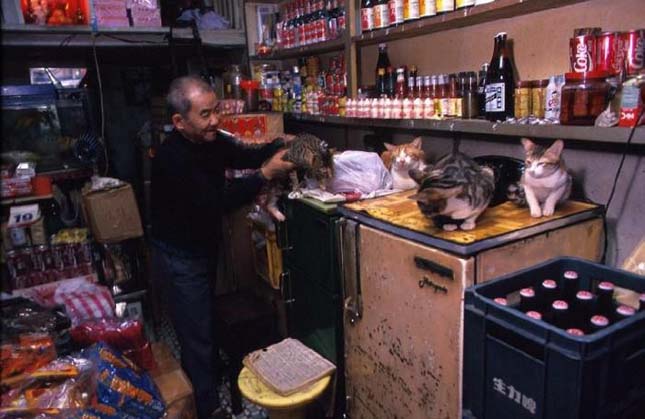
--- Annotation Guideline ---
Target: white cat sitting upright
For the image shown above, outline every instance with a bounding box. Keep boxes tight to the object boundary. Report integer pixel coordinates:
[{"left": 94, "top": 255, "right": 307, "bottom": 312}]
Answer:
[{"left": 519, "top": 138, "right": 572, "bottom": 218}]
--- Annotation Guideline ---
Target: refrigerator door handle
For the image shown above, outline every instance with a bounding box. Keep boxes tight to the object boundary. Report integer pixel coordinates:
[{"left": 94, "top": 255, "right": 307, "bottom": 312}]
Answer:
[
  {"left": 414, "top": 255, "right": 454, "bottom": 281},
  {"left": 337, "top": 218, "right": 362, "bottom": 325}
]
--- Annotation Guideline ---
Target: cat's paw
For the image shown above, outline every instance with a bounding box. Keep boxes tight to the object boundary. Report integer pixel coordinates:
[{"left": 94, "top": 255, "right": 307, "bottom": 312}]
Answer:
[
  {"left": 542, "top": 206, "right": 555, "bottom": 217},
  {"left": 443, "top": 224, "right": 459, "bottom": 231},
  {"left": 288, "top": 190, "right": 303, "bottom": 199},
  {"left": 530, "top": 208, "right": 542, "bottom": 218},
  {"left": 460, "top": 221, "right": 476, "bottom": 230}
]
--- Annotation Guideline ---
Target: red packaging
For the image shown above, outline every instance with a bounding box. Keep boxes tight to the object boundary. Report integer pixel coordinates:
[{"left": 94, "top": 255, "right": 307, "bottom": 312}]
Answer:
[
  {"left": 596, "top": 31, "right": 621, "bottom": 74},
  {"left": 621, "top": 29, "right": 645, "bottom": 75},
  {"left": 570, "top": 35, "right": 596, "bottom": 73}
]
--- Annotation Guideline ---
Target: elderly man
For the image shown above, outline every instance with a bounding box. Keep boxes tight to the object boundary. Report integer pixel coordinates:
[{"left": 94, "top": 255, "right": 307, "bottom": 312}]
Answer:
[{"left": 151, "top": 75, "right": 293, "bottom": 419}]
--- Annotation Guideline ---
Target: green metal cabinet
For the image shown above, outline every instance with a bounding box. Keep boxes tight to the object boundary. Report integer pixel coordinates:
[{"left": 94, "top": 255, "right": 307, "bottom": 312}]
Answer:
[{"left": 278, "top": 198, "right": 345, "bottom": 415}]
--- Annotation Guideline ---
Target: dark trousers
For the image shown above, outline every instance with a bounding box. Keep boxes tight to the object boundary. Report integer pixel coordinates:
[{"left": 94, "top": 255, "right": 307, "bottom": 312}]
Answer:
[{"left": 151, "top": 241, "right": 220, "bottom": 419}]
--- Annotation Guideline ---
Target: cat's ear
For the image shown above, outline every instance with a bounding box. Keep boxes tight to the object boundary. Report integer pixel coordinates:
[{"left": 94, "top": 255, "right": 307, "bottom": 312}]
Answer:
[
  {"left": 384, "top": 142, "right": 396, "bottom": 151},
  {"left": 521, "top": 138, "right": 536, "bottom": 152},
  {"left": 411, "top": 137, "right": 422, "bottom": 149},
  {"left": 408, "top": 167, "right": 431, "bottom": 184},
  {"left": 545, "top": 139, "right": 564, "bottom": 158}
]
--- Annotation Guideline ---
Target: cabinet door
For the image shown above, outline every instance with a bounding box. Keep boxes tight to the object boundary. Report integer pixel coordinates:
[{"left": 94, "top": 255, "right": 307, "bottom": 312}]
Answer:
[
  {"left": 283, "top": 200, "right": 339, "bottom": 293},
  {"left": 343, "top": 224, "right": 474, "bottom": 419},
  {"left": 288, "top": 264, "right": 341, "bottom": 364}
]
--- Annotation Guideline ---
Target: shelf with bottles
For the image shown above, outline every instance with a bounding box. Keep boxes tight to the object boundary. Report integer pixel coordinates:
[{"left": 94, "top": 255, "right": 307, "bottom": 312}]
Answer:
[
  {"left": 284, "top": 113, "right": 645, "bottom": 144},
  {"left": 355, "top": 0, "right": 590, "bottom": 46},
  {"left": 250, "top": 37, "right": 346, "bottom": 61}
]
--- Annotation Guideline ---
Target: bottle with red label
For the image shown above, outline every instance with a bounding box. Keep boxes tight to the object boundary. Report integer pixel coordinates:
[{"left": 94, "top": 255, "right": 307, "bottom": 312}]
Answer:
[
  {"left": 361, "top": 0, "right": 375, "bottom": 33},
  {"left": 389, "top": 0, "right": 404, "bottom": 26}
]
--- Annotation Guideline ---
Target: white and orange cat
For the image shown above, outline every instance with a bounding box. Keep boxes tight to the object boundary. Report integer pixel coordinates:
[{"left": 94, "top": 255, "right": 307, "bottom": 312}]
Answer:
[
  {"left": 381, "top": 137, "right": 427, "bottom": 190},
  {"left": 518, "top": 138, "right": 572, "bottom": 218}
]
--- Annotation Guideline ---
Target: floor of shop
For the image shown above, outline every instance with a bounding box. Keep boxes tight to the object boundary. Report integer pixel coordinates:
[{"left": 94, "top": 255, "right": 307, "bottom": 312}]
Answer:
[{"left": 156, "top": 311, "right": 268, "bottom": 419}]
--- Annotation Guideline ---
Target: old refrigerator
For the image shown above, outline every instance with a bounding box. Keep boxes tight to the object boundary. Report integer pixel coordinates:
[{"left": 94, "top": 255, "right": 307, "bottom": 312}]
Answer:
[{"left": 337, "top": 192, "right": 604, "bottom": 419}]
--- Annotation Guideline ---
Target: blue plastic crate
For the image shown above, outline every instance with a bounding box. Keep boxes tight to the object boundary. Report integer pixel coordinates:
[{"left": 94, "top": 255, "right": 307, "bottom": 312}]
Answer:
[{"left": 463, "top": 257, "right": 645, "bottom": 419}]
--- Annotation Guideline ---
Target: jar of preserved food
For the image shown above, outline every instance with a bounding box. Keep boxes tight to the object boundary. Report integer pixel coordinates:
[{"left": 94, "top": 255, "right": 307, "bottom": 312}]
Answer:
[
  {"left": 560, "top": 71, "right": 611, "bottom": 125},
  {"left": 531, "top": 79, "right": 549, "bottom": 118},
  {"left": 514, "top": 80, "right": 533, "bottom": 118}
]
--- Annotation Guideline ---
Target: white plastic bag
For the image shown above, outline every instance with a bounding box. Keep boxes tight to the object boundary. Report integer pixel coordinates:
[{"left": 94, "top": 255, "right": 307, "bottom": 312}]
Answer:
[{"left": 329, "top": 151, "right": 393, "bottom": 194}]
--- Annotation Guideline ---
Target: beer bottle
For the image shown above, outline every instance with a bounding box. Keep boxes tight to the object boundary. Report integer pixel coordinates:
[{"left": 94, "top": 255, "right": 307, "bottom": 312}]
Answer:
[
  {"left": 561, "top": 270, "right": 579, "bottom": 301},
  {"left": 386, "top": 66, "right": 396, "bottom": 98},
  {"left": 614, "top": 305, "right": 636, "bottom": 322},
  {"left": 596, "top": 281, "right": 616, "bottom": 317},
  {"left": 573, "top": 290, "right": 595, "bottom": 329},
  {"left": 566, "top": 328, "right": 585, "bottom": 337},
  {"left": 539, "top": 279, "right": 558, "bottom": 310},
  {"left": 525, "top": 310, "right": 542, "bottom": 321},
  {"left": 485, "top": 32, "right": 515, "bottom": 121},
  {"left": 551, "top": 300, "right": 570, "bottom": 329},
  {"left": 519, "top": 287, "right": 537, "bottom": 312},
  {"left": 494, "top": 297, "right": 508, "bottom": 306},
  {"left": 478, "top": 63, "right": 489, "bottom": 117},
  {"left": 375, "top": 43, "right": 391, "bottom": 97},
  {"left": 589, "top": 315, "right": 610, "bottom": 334}
]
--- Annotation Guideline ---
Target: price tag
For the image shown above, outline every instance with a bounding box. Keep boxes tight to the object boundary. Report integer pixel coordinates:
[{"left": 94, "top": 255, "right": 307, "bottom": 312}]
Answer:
[{"left": 8, "top": 204, "right": 41, "bottom": 227}]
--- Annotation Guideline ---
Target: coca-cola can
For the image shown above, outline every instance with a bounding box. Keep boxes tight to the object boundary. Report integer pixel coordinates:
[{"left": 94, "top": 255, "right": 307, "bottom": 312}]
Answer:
[
  {"left": 596, "top": 31, "right": 621, "bottom": 74},
  {"left": 621, "top": 29, "right": 645, "bottom": 75},
  {"left": 570, "top": 35, "right": 596, "bottom": 72}
]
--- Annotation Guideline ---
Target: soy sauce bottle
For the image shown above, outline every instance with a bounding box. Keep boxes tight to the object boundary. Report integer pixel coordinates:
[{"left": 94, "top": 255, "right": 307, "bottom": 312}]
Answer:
[{"left": 485, "top": 32, "right": 515, "bottom": 121}]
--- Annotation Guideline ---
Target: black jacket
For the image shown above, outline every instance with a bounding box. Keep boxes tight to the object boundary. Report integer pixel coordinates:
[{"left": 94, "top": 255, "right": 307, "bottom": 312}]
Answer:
[{"left": 151, "top": 129, "right": 283, "bottom": 254}]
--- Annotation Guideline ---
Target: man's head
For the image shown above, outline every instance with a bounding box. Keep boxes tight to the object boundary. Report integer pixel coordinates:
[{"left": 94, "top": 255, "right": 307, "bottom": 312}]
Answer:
[{"left": 167, "top": 75, "right": 220, "bottom": 143}]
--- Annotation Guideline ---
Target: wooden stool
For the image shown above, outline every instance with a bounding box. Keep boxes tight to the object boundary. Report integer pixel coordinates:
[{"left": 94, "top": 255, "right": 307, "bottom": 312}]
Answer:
[{"left": 238, "top": 367, "right": 331, "bottom": 419}]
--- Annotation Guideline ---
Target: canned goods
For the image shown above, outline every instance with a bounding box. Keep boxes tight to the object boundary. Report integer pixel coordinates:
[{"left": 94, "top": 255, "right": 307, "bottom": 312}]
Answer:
[
  {"left": 570, "top": 35, "right": 596, "bottom": 73},
  {"left": 595, "top": 31, "right": 620, "bottom": 74},
  {"left": 621, "top": 29, "right": 645, "bottom": 75}
]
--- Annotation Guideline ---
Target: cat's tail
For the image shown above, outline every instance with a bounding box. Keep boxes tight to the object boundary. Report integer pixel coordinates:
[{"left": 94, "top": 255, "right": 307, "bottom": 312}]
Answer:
[{"left": 506, "top": 182, "right": 527, "bottom": 207}]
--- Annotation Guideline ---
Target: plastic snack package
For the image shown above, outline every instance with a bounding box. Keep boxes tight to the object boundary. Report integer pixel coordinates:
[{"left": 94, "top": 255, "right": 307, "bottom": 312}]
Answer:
[
  {"left": 70, "top": 318, "right": 156, "bottom": 370},
  {"left": 0, "top": 356, "right": 96, "bottom": 411},
  {"left": 329, "top": 151, "right": 394, "bottom": 194},
  {"left": 52, "top": 278, "right": 114, "bottom": 326},
  {"left": 83, "top": 343, "right": 164, "bottom": 419},
  {"left": 0, "top": 334, "right": 57, "bottom": 385}
]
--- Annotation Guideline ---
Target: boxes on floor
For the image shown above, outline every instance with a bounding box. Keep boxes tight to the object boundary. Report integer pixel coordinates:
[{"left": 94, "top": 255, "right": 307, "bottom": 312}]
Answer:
[
  {"left": 151, "top": 342, "right": 197, "bottom": 419},
  {"left": 82, "top": 183, "right": 143, "bottom": 243}
]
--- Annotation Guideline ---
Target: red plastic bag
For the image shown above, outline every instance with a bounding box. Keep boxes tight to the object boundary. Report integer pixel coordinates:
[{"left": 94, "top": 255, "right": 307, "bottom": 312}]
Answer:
[{"left": 70, "top": 318, "right": 155, "bottom": 370}]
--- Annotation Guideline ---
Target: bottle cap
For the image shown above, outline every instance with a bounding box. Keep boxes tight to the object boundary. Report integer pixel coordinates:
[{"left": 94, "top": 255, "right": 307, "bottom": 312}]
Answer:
[
  {"left": 576, "top": 290, "right": 594, "bottom": 301},
  {"left": 563, "top": 270, "right": 579, "bottom": 280},
  {"left": 526, "top": 311, "right": 542, "bottom": 320},
  {"left": 552, "top": 300, "right": 569, "bottom": 311},
  {"left": 542, "top": 279, "right": 557, "bottom": 289},
  {"left": 591, "top": 315, "right": 609, "bottom": 327},
  {"left": 566, "top": 328, "right": 585, "bottom": 336},
  {"left": 616, "top": 305, "right": 636, "bottom": 317},
  {"left": 598, "top": 281, "right": 615, "bottom": 291},
  {"left": 520, "top": 287, "right": 535, "bottom": 298},
  {"left": 494, "top": 297, "right": 508, "bottom": 306},
  {"left": 378, "top": 43, "right": 387, "bottom": 49}
]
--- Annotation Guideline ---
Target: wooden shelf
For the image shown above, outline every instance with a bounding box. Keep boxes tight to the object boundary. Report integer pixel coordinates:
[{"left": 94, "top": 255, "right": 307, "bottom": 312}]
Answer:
[
  {"left": 284, "top": 113, "right": 645, "bottom": 145},
  {"left": 250, "top": 37, "right": 346, "bottom": 60},
  {"left": 0, "top": 24, "right": 245, "bottom": 48},
  {"left": 353, "top": 0, "right": 590, "bottom": 46},
  {"left": 1, "top": 194, "right": 54, "bottom": 206}
]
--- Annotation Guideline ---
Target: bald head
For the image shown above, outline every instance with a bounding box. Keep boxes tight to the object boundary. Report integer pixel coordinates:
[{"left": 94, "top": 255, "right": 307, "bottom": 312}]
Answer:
[{"left": 166, "top": 75, "right": 215, "bottom": 118}]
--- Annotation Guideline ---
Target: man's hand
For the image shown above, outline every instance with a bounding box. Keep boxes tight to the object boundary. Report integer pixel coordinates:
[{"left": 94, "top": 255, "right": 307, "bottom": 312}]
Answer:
[{"left": 261, "top": 149, "right": 295, "bottom": 181}]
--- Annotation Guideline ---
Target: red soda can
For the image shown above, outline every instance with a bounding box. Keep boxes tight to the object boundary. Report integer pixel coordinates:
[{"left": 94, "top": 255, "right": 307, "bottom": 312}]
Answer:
[
  {"left": 596, "top": 31, "right": 621, "bottom": 74},
  {"left": 570, "top": 35, "right": 596, "bottom": 72},
  {"left": 621, "top": 29, "right": 645, "bottom": 75}
]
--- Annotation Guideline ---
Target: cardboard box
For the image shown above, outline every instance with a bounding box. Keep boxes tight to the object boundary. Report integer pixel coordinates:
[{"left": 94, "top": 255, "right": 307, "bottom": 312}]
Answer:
[
  {"left": 151, "top": 342, "right": 197, "bottom": 419},
  {"left": 219, "top": 113, "right": 284, "bottom": 140},
  {"left": 82, "top": 184, "right": 143, "bottom": 243}
]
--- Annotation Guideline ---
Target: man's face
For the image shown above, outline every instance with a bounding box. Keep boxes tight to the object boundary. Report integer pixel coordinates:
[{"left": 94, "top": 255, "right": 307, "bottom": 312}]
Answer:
[{"left": 174, "top": 89, "right": 220, "bottom": 143}]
